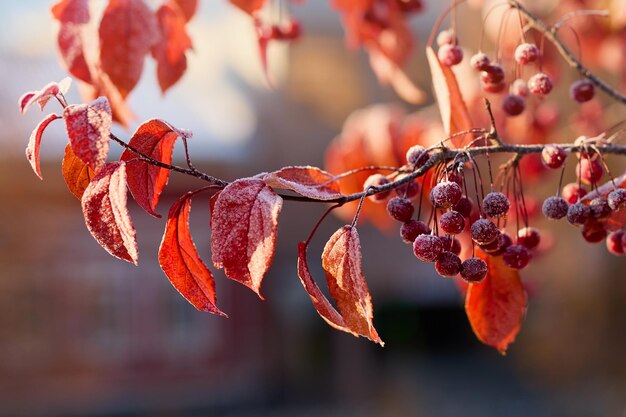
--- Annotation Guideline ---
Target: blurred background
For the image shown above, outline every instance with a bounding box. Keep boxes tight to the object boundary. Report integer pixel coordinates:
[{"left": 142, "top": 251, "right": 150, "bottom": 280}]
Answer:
[{"left": 0, "top": 0, "right": 625, "bottom": 416}]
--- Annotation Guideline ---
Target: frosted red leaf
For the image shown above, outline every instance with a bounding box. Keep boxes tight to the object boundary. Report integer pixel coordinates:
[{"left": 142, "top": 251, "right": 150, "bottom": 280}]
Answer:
[
  {"left": 465, "top": 250, "right": 527, "bottom": 354},
  {"left": 81, "top": 161, "right": 139, "bottom": 264},
  {"left": 78, "top": 74, "right": 135, "bottom": 128},
  {"left": 62, "top": 144, "right": 95, "bottom": 200},
  {"left": 63, "top": 97, "right": 112, "bottom": 172},
  {"left": 159, "top": 191, "right": 226, "bottom": 316},
  {"left": 120, "top": 119, "right": 189, "bottom": 217},
  {"left": 25, "top": 113, "right": 62, "bottom": 179},
  {"left": 210, "top": 178, "right": 282, "bottom": 298},
  {"left": 426, "top": 46, "right": 473, "bottom": 148},
  {"left": 264, "top": 166, "right": 344, "bottom": 201},
  {"left": 19, "top": 78, "right": 71, "bottom": 114},
  {"left": 173, "top": 0, "right": 198, "bottom": 21},
  {"left": 99, "top": 0, "right": 158, "bottom": 98},
  {"left": 230, "top": 0, "right": 265, "bottom": 15},
  {"left": 321, "top": 225, "right": 383, "bottom": 346},
  {"left": 152, "top": 1, "right": 193, "bottom": 93}
]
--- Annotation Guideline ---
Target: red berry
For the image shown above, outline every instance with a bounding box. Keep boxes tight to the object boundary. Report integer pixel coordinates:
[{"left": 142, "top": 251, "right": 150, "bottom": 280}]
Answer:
[
  {"left": 395, "top": 174, "right": 420, "bottom": 199},
  {"left": 570, "top": 79, "right": 595, "bottom": 103},
  {"left": 608, "top": 189, "right": 626, "bottom": 211},
  {"left": 606, "top": 231, "right": 625, "bottom": 255},
  {"left": 406, "top": 145, "right": 429, "bottom": 168},
  {"left": 440, "top": 235, "right": 462, "bottom": 255},
  {"left": 278, "top": 19, "right": 301, "bottom": 40},
  {"left": 435, "top": 251, "right": 462, "bottom": 277},
  {"left": 541, "top": 145, "right": 567, "bottom": 169},
  {"left": 510, "top": 79, "right": 529, "bottom": 97},
  {"left": 436, "top": 29, "right": 457, "bottom": 46},
  {"left": 460, "top": 257, "right": 488, "bottom": 282},
  {"left": 480, "top": 232, "right": 505, "bottom": 253},
  {"left": 481, "top": 64, "right": 505, "bottom": 84},
  {"left": 576, "top": 158, "right": 603, "bottom": 184},
  {"left": 453, "top": 196, "right": 473, "bottom": 218},
  {"left": 400, "top": 219, "right": 431, "bottom": 243},
  {"left": 528, "top": 72, "right": 553, "bottom": 95},
  {"left": 562, "top": 183, "right": 587, "bottom": 204},
  {"left": 517, "top": 227, "right": 541, "bottom": 249},
  {"left": 481, "top": 80, "right": 506, "bottom": 93},
  {"left": 438, "top": 44, "right": 464, "bottom": 67},
  {"left": 490, "top": 233, "right": 513, "bottom": 256},
  {"left": 439, "top": 210, "right": 465, "bottom": 235},
  {"left": 397, "top": 0, "right": 423, "bottom": 13},
  {"left": 483, "top": 192, "right": 510, "bottom": 218},
  {"left": 503, "top": 244, "right": 532, "bottom": 269},
  {"left": 413, "top": 234, "right": 444, "bottom": 262},
  {"left": 567, "top": 203, "right": 591, "bottom": 225},
  {"left": 542, "top": 196, "right": 568, "bottom": 220},
  {"left": 387, "top": 197, "right": 414, "bottom": 222},
  {"left": 514, "top": 43, "right": 540, "bottom": 65},
  {"left": 502, "top": 94, "right": 526, "bottom": 116},
  {"left": 582, "top": 220, "right": 607, "bottom": 243},
  {"left": 471, "top": 218, "right": 500, "bottom": 245},
  {"left": 363, "top": 174, "right": 391, "bottom": 202},
  {"left": 430, "top": 181, "right": 463, "bottom": 208},
  {"left": 447, "top": 169, "right": 464, "bottom": 187},
  {"left": 590, "top": 197, "right": 611, "bottom": 220},
  {"left": 470, "top": 52, "right": 490, "bottom": 71}
]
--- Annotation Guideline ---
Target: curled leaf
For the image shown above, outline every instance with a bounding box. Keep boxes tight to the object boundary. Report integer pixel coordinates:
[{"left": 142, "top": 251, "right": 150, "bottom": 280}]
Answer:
[
  {"left": 159, "top": 191, "right": 226, "bottom": 316},
  {"left": 210, "top": 178, "right": 282, "bottom": 298},
  {"left": 81, "top": 161, "right": 138, "bottom": 264},
  {"left": 25, "top": 113, "right": 61, "bottom": 179},
  {"left": 62, "top": 144, "right": 95, "bottom": 200},
  {"left": 264, "top": 166, "right": 344, "bottom": 201},
  {"left": 19, "top": 78, "right": 71, "bottom": 114}
]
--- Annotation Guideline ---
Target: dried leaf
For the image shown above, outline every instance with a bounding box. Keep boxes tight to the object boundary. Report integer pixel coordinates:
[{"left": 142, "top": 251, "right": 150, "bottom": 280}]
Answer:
[
  {"left": 25, "top": 114, "right": 62, "bottom": 179},
  {"left": 120, "top": 119, "right": 189, "bottom": 217},
  {"left": 465, "top": 251, "right": 527, "bottom": 354},
  {"left": 62, "top": 144, "right": 95, "bottom": 200},
  {"left": 19, "top": 78, "right": 71, "bottom": 114},
  {"left": 63, "top": 97, "right": 112, "bottom": 172},
  {"left": 230, "top": 0, "right": 265, "bottom": 15},
  {"left": 264, "top": 166, "right": 344, "bottom": 201},
  {"left": 159, "top": 191, "right": 226, "bottom": 315},
  {"left": 210, "top": 178, "right": 282, "bottom": 298},
  {"left": 81, "top": 161, "right": 138, "bottom": 264},
  {"left": 173, "top": 0, "right": 198, "bottom": 21},
  {"left": 99, "top": 0, "right": 158, "bottom": 98}
]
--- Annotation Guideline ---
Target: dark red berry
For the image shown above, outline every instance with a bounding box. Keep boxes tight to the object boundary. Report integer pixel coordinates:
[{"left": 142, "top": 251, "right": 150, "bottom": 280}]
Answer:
[
  {"left": 608, "top": 189, "right": 626, "bottom": 211},
  {"left": 590, "top": 197, "right": 611, "bottom": 220},
  {"left": 438, "top": 44, "right": 463, "bottom": 67},
  {"left": 406, "top": 145, "right": 429, "bottom": 168},
  {"left": 435, "top": 251, "right": 462, "bottom": 277},
  {"left": 570, "top": 79, "right": 595, "bottom": 103},
  {"left": 430, "top": 181, "right": 463, "bottom": 208},
  {"left": 436, "top": 29, "right": 457, "bottom": 46},
  {"left": 413, "top": 234, "right": 444, "bottom": 262},
  {"left": 528, "top": 72, "right": 553, "bottom": 95},
  {"left": 502, "top": 94, "right": 526, "bottom": 116},
  {"left": 576, "top": 158, "right": 603, "bottom": 184},
  {"left": 460, "top": 257, "right": 488, "bottom": 282},
  {"left": 483, "top": 192, "right": 510, "bottom": 218},
  {"left": 439, "top": 235, "right": 462, "bottom": 255},
  {"left": 470, "top": 52, "right": 490, "bottom": 71},
  {"left": 481, "top": 64, "right": 505, "bottom": 84},
  {"left": 490, "top": 233, "right": 513, "bottom": 256},
  {"left": 562, "top": 183, "right": 587, "bottom": 204},
  {"left": 439, "top": 210, "right": 465, "bottom": 235},
  {"left": 453, "top": 196, "right": 473, "bottom": 218},
  {"left": 503, "top": 244, "right": 532, "bottom": 269},
  {"left": 471, "top": 218, "right": 500, "bottom": 245},
  {"left": 517, "top": 227, "right": 541, "bottom": 249},
  {"left": 400, "top": 219, "right": 430, "bottom": 243},
  {"left": 395, "top": 174, "right": 420, "bottom": 199},
  {"left": 606, "top": 231, "right": 625, "bottom": 255},
  {"left": 567, "top": 203, "right": 591, "bottom": 226},
  {"left": 541, "top": 145, "right": 567, "bottom": 169},
  {"left": 542, "top": 196, "right": 568, "bottom": 220},
  {"left": 447, "top": 169, "right": 464, "bottom": 187},
  {"left": 514, "top": 43, "right": 540, "bottom": 65},
  {"left": 480, "top": 232, "right": 504, "bottom": 253},
  {"left": 397, "top": 0, "right": 423, "bottom": 13},
  {"left": 387, "top": 197, "right": 414, "bottom": 222},
  {"left": 582, "top": 220, "right": 607, "bottom": 243},
  {"left": 363, "top": 174, "right": 391, "bottom": 202},
  {"left": 510, "top": 79, "right": 529, "bottom": 97},
  {"left": 481, "top": 80, "right": 506, "bottom": 93}
]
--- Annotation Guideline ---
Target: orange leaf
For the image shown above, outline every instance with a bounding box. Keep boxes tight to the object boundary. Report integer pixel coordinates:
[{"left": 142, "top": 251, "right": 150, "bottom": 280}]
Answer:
[
  {"left": 25, "top": 113, "right": 61, "bottom": 179},
  {"left": 81, "top": 161, "right": 138, "bottom": 264},
  {"left": 159, "top": 191, "right": 226, "bottom": 315},
  {"left": 120, "top": 119, "right": 189, "bottom": 217},
  {"left": 465, "top": 251, "right": 527, "bottom": 354},
  {"left": 230, "top": 0, "right": 265, "bottom": 15},
  {"left": 172, "top": 0, "right": 198, "bottom": 21},
  {"left": 264, "top": 166, "right": 344, "bottom": 201},
  {"left": 62, "top": 144, "right": 95, "bottom": 200},
  {"left": 426, "top": 46, "right": 473, "bottom": 148},
  {"left": 210, "top": 178, "right": 282, "bottom": 298}
]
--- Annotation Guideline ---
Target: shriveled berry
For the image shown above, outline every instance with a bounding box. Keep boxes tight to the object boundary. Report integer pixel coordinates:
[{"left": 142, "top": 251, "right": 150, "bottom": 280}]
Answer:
[
  {"left": 363, "top": 174, "right": 391, "bottom": 202},
  {"left": 510, "top": 79, "right": 529, "bottom": 97},
  {"left": 528, "top": 72, "right": 553, "bottom": 95},
  {"left": 490, "top": 233, "right": 513, "bottom": 256},
  {"left": 570, "top": 79, "right": 595, "bottom": 103},
  {"left": 481, "top": 64, "right": 505, "bottom": 84},
  {"left": 483, "top": 191, "right": 510, "bottom": 218},
  {"left": 582, "top": 220, "right": 607, "bottom": 243},
  {"left": 606, "top": 231, "right": 625, "bottom": 255},
  {"left": 503, "top": 244, "right": 532, "bottom": 269},
  {"left": 395, "top": 175, "right": 420, "bottom": 199},
  {"left": 453, "top": 196, "right": 473, "bottom": 218},
  {"left": 439, "top": 210, "right": 465, "bottom": 235},
  {"left": 514, "top": 43, "right": 540, "bottom": 65},
  {"left": 435, "top": 251, "right": 462, "bottom": 277},
  {"left": 562, "top": 183, "right": 587, "bottom": 204},
  {"left": 436, "top": 29, "right": 457, "bottom": 46},
  {"left": 576, "top": 158, "right": 603, "bottom": 184},
  {"left": 406, "top": 145, "right": 429, "bottom": 168},
  {"left": 471, "top": 218, "right": 500, "bottom": 245},
  {"left": 438, "top": 44, "right": 463, "bottom": 67},
  {"left": 502, "top": 94, "right": 526, "bottom": 116},
  {"left": 541, "top": 145, "right": 567, "bottom": 169},
  {"left": 460, "top": 257, "right": 488, "bottom": 283},
  {"left": 430, "top": 181, "right": 463, "bottom": 208},
  {"left": 439, "top": 235, "right": 462, "bottom": 255},
  {"left": 590, "top": 197, "right": 611, "bottom": 220},
  {"left": 608, "top": 189, "right": 626, "bottom": 211},
  {"left": 470, "top": 52, "right": 490, "bottom": 71},
  {"left": 400, "top": 219, "right": 430, "bottom": 243},
  {"left": 413, "top": 234, "right": 444, "bottom": 262},
  {"left": 387, "top": 197, "right": 414, "bottom": 222},
  {"left": 542, "top": 196, "right": 568, "bottom": 220},
  {"left": 518, "top": 227, "right": 541, "bottom": 249}
]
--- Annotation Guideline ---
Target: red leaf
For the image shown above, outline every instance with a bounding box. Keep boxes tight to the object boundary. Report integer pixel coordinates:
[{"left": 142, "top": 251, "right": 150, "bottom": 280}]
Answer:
[
  {"left": 152, "top": 1, "right": 193, "bottom": 93},
  {"left": 159, "top": 191, "right": 226, "bottom": 315},
  {"left": 99, "top": 0, "right": 158, "bottom": 98},
  {"left": 230, "top": 0, "right": 265, "bottom": 15},
  {"left": 426, "top": 46, "right": 473, "bottom": 148},
  {"left": 465, "top": 251, "right": 527, "bottom": 354},
  {"left": 62, "top": 144, "right": 95, "bottom": 200},
  {"left": 19, "top": 78, "right": 71, "bottom": 114},
  {"left": 210, "top": 178, "right": 282, "bottom": 298},
  {"left": 120, "top": 119, "right": 189, "bottom": 217},
  {"left": 264, "top": 166, "right": 345, "bottom": 201},
  {"left": 64, "top": 97, "right": 112, "bottom": 172},
  {"left": 172, "top": 0, "right": 198, "bottom": 21},
  {"left": 25, "top": 114, "right": 61, "bottom": 179},
  {"left": 81, "top": 161, "right": 139, "bottom": 264},
  {"left": 78, "top": 76, "right": 135, "bottom": 128},
  {"left": 51, "top": 0, "right": 94, "bottom": 84}
]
